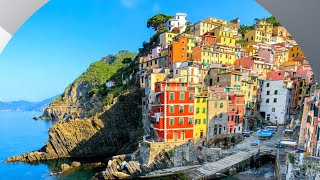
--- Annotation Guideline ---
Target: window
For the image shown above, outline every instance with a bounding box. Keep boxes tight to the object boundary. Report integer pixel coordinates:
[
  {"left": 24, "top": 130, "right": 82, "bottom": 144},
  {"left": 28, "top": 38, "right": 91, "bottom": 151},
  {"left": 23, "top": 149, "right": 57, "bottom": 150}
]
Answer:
[
  {"left": 170, "top": 118, "right": 174, "bottom": 126},
  {"left": 267, "top": 91, "right": 270, "bottom": 95},
  {"left": 189, "top": 105, "right": 193, "bottom": 112},
  {"left": 179, "top": 118, "right": 184, "bottom": 125},
  {"left": 217, "top": 77, "right": 220, "bottom": 82},
  {"left": 180, "top": 92, "right": 185, "bottom": 100},
  {"left": 202, "top": 107, "right": 206, "bottom": 113},
  {"left": 189, "top": 93, "right": 194, "bottom": 100},
  {"left": 266, "top": 99, "right": 269, "bottom": 103},
  {"left": 274, "top": 98, "right": 277, "bottom": 103},
  {"left": 220, "top": 102, "right": 223, "bottom": 108},
  {"left": 197, "top": 98, "right": 200, "bottom": 103},
  {"left": 220, "top": 114, "right": 223, "bottom": 118},
  {"left": 170, "top": 93, "right": 174, "bottom": 100},
  {"left": 203, "top": 119, "right": 207, "bottom": 124},
  {"left": 180, "top": 105, "right": 184, "bottom": 113},
  {"left": 188, "top": 118, "right": 193, "bottom": 124},
  {"left": 274, "top": 90, "right": 278, "bottom": 95},
  {"left": 196, "top": 107, "right": 200, "bottom": 114},
  {"left": 272, "top": 108, "right": 275, "bottom": 112},
  {"left": 266, "top": 83, "right": 270, "bottom": 87},
  {"left": 170, "top": 105, "right": 174, "bottom": 113},
  {"left": 203, "top": 98, "right": 207, "bottom": 103}
]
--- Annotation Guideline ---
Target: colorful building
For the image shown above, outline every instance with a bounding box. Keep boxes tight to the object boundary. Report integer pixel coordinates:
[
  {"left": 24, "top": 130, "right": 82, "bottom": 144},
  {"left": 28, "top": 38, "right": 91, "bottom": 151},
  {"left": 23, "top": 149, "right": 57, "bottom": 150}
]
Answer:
[
  {"left": 194, "top": 86, "right": 208, "bottom": 142},
  {"left": 254, "top": 20, "right": 273, "bottom": 34},
  {"left": 168, "top": 37, "right": 188, "bottom": 67},
  {"left": 288, "top": 45, "right": 305, "bottom": 60},
  {"left": 152, "top": 82, "right": 195, "bottom": 142},
  {"left": 245, "top": 30, "right": 271, "bottom": 45},
  {"left": 159, "top": 32, "right": 178, "bottom": 48}
]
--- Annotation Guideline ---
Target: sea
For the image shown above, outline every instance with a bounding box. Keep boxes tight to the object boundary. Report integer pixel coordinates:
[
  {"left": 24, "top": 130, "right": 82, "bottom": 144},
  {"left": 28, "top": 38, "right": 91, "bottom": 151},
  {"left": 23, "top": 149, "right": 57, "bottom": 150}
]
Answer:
[{"left": 0, "top": 111, "right": 96, "bottom": 180}]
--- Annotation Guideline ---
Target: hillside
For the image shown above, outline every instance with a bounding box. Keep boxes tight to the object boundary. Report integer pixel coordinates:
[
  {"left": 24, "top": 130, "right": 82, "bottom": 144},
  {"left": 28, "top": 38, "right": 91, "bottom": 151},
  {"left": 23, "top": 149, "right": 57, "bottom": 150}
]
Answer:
[
  {"left": 7, "top": 50, "right": 144, "bottom": 162},
  {"left": 0, "top": 96, "right": 58, "bottom": 112},
  {"left": 41, "top": 51, "right": 137, "bottom": 121}
]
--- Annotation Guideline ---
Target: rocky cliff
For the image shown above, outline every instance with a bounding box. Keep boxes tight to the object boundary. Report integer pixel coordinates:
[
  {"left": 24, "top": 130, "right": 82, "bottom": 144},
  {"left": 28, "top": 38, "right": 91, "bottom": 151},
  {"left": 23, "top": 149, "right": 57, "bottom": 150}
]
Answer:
[
  {"left": 7, "top": 88, "right": 144, "bottom": 162},
  {"left": 7, "top": 51, "right": 144, "bottom": 162},
  {"left": 41, "top": 51, "right": 137, "bottom": 122}
]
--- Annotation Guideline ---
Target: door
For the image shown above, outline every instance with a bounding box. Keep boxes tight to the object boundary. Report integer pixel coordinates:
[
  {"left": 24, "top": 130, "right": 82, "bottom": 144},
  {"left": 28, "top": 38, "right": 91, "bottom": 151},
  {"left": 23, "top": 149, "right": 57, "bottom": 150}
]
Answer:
[
  {"left": 174, "top": 131, "right": 178, "bottom": 142},
  {"left": 181, "top": 131, "right": 185, "bottom": 141},
  {"left": 200, "top": 131, "right": 204, "bottom": 138}
]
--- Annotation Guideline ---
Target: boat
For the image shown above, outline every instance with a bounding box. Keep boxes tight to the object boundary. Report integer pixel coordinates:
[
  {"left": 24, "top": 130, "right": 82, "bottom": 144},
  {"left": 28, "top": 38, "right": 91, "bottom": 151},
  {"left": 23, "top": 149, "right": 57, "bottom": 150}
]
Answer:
[{"left": 257, "top": 130, "right": 273, "bottom": 139}]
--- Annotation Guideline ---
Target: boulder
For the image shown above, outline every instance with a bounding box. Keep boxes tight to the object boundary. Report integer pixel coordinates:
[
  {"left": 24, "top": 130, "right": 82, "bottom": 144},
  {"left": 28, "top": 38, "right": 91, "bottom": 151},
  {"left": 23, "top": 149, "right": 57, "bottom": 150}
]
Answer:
[
  {"left": 60, "top": 163, "right": 71, "bottom": 173},
  {"left": 71, "top": 161, "right": 81, "bottom": 167}
]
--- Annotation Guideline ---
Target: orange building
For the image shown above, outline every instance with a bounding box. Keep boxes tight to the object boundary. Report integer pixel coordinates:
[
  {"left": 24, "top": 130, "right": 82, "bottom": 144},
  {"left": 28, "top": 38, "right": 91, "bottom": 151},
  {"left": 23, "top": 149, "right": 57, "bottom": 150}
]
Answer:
[
  {"left": 151, "top": 82, "right": 195, "bottom": 142},
  {"left": 168, "top": 37, "right": 188, "bottom": 67},
  {"left": 201, "top": 32, "right": 216, "bottom": 45}
]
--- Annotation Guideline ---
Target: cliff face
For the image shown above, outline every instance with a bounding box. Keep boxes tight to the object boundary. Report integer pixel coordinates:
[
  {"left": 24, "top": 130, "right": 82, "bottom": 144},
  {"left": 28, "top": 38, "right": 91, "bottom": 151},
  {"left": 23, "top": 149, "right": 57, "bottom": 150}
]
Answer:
[
  {"left": 7, "top": 88, "right": 144, "bottom": 162},
  {"left": 41, "top": 51, "right": 137, "bottom": 122},
  {"left": 7, "top": 51, "right": 144, "bottom": 162}
]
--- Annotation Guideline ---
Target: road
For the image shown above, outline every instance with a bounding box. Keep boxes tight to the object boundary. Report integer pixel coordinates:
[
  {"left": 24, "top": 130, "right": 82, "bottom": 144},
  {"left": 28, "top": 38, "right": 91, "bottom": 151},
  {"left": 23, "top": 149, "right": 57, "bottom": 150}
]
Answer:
[{"left": 233, "top": 126, "right": 286, "bottom": 152}]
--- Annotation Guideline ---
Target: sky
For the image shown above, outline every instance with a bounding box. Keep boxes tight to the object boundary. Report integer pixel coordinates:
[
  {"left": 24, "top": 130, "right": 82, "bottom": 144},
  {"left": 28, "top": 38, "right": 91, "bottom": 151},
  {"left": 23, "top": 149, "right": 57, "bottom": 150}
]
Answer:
[{"left": 0, "top": 0, "right": 271, "bottom": 102}]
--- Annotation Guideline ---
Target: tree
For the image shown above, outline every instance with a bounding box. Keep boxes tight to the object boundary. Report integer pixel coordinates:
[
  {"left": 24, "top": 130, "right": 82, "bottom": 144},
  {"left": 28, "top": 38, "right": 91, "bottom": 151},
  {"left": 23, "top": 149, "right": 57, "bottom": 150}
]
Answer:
[
  {"left": 147, "top": 14, "right": 173, "bottom": 31},
  {"left": 265, "top": 16, "right": 281, "bottom": 26},
  {"left": 122, "top": 58, "right": 132, "bottom": 66},
  {"left": 172, "top": 27, "right": 180, "bottom": 34},
  {"left": 184, "top": 22, "right": 193, "bottom": 33},
  {"left": 254, "top": 18, "right": 260, "bottom": 24},
  {"left": 238, "top": 25, "right": 254, "bottom": 37}
]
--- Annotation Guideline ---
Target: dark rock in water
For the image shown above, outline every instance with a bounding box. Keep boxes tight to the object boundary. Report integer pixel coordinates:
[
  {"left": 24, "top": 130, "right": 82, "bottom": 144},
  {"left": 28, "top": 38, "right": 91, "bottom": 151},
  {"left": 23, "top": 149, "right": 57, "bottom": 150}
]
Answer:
[{"left": 33, "top": 116, "right": 41, "bottom": 120}]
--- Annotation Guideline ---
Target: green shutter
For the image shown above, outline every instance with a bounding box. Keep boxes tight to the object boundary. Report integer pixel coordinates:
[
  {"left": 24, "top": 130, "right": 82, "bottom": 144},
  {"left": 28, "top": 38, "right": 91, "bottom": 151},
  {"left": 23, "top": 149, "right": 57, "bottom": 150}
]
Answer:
[
  {"left": 180, "top": 118, "right": 184, "bottom": 125},
  {"left": 203, "top": 119, "right": 207, "bottom": 124},
  {"left": 170, "top": 93, "right": 174, "bottom": 100},
  {"left": 170, "top": 118, "right": 174, "bottom": 126},
  {"left": 180, "top": 92, "right": 185, "bottom": 100},
  {"left": 170, "top": 106, "right": 174, "bottom": 113}
]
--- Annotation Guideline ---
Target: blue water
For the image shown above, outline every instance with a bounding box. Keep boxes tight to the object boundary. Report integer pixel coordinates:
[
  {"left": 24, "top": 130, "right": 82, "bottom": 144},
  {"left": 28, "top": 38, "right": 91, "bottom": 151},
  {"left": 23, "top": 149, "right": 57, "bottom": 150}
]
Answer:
[{"left": 0, "top": 111, "right": 97, "bottom": 180}]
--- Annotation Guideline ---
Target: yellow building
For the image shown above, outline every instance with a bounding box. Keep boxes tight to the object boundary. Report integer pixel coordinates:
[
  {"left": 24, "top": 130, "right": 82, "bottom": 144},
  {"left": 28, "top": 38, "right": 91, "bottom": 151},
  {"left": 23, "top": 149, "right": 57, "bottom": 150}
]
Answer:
[
  {"left": 245, "top": 30, "right": 271, "bottom": 45},
  {"left": 255, "top": 20, "right": 273, "bottom": 34},
  {"left": 159, "top": 32, "right": 178, "bottom": 47},
  {"left": 289, "top": 45, "right": 305, "bottom": 60},
  {"left": 190, "top": 17, "right": 228, "bottom": 37},
  {"left": 194, "top": 86, "right": 208, "bottom": 142},
  {"left": 216, "top": 44, "right": 236, "bottom": 65},
  {"left": 192, "top": 45, "right": 218, "bottom": 64},
  {"left": 207, "top": 90, "right": 229, "bottom": 136},
  {"left": 213, "top": 25, "right": 236, "bottom": 46}
]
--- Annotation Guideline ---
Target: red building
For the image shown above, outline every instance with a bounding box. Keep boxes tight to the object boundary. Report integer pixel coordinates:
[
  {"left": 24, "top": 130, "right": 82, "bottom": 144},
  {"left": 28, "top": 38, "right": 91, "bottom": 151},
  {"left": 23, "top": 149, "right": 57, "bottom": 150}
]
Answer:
[
  {"left": 201, "top": 32, "right": 216, "bottom": 45},
  {"left": 228, "top": 94, "right": 245, "bottom": 133},
  {"left": 151, "top": 82, "right": 195, "bottom": 142}
]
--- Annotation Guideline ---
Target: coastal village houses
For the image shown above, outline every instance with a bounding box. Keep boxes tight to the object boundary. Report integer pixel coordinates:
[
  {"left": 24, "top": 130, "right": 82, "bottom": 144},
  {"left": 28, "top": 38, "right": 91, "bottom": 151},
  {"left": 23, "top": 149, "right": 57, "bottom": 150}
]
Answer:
[{"left": 138, "top": 12, "right": 320, "bottom": 157}]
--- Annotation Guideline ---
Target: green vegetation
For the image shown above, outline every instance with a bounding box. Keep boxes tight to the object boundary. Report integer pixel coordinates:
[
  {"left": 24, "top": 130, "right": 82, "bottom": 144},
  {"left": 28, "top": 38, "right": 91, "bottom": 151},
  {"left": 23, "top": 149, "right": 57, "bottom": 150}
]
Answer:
[
  {"left": 288, "top": 153, "right": 295, "bottom": 164},
  {"left": 168, "top": 149, "right": 174, "bottom": 158},
  {"left": 236, "top": 40, "right": 248, "bottom": 46},
  {"left": 74, "top": 51, "right": 136, "bottom": 86},
  {"left": 176, "top": 173, "right": 188, "bottom": 180},
  {"left": 238, "top": 25, "right": 254, "bottom": 37},
  {"left": 147, "top": 14, "right": 173, "bottom": 31},
  {"left": 255, "top": 16, "right": 281, "bottom": 26}
]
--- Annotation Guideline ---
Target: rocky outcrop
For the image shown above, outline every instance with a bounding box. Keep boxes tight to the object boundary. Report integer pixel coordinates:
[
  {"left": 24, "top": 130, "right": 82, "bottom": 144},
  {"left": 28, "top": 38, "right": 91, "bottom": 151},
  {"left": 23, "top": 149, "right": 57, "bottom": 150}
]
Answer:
[
  {"left": 98, "top": 142, "right": 223, "bottom": 179},
  {"left": 7, "top": 89, "right": 144, "bottom": 162}
]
